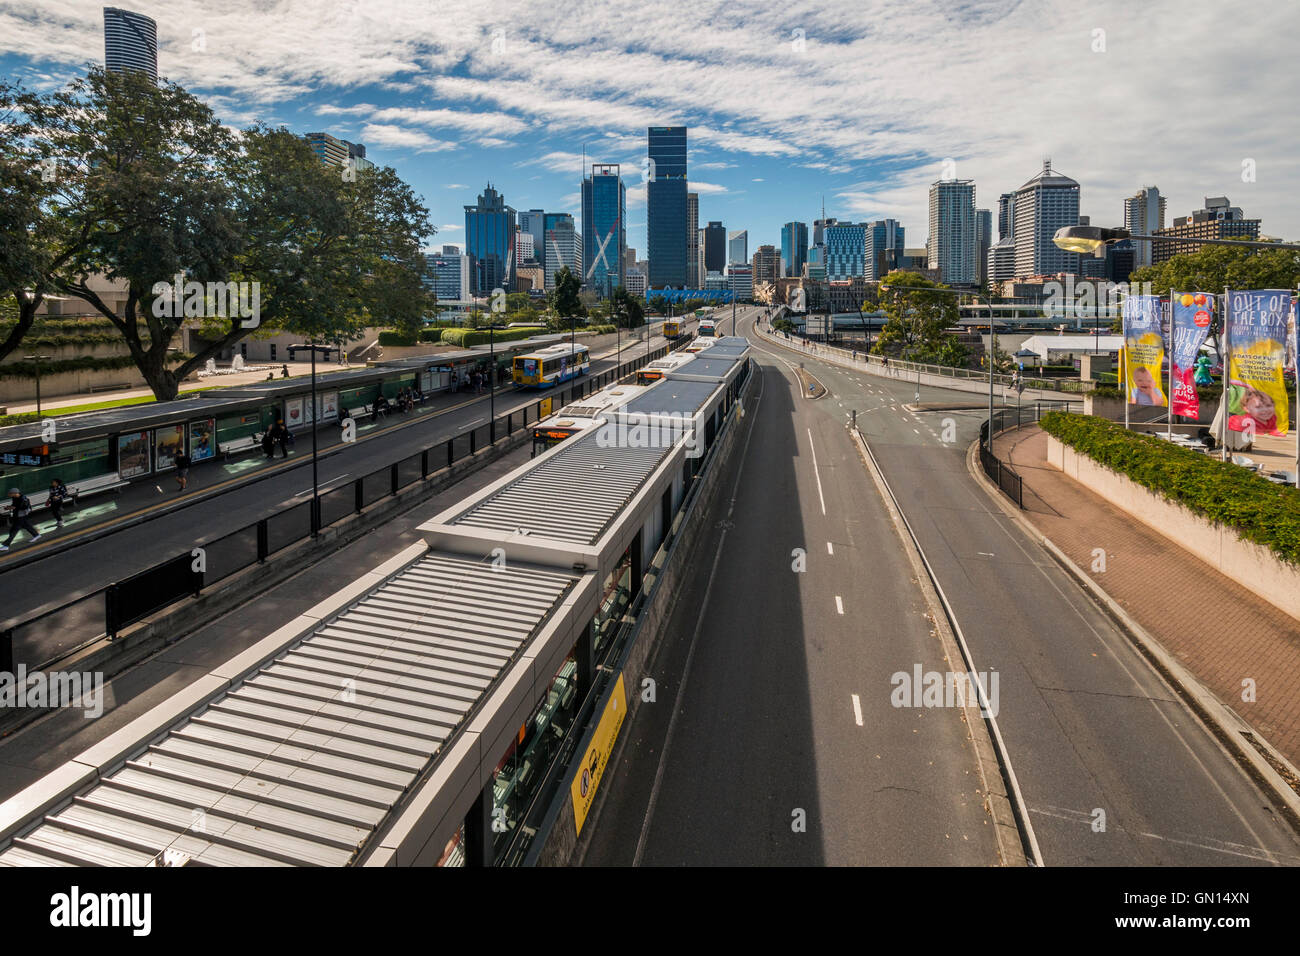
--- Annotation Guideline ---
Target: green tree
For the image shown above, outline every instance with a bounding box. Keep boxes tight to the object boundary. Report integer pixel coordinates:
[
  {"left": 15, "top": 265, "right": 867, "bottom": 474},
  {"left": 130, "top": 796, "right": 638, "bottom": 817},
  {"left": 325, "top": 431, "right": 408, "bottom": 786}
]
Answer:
[
  {"left": 1130, "top": 244, "right": 1300, "bottom": 294},
  {"left": 872, "top": 270, "right": 959, "bottom": 356},
  {"left": 611, "top": 285, "right": 645, "bottom": 328},
  {"left": 550, "top": 266, "right": 586, "bottom": 323}
]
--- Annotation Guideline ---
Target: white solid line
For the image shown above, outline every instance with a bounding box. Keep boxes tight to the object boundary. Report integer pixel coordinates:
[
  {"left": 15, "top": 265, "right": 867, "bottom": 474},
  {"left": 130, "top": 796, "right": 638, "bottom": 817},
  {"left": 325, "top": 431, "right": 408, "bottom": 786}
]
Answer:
[
  {"left": 835, "top": 595, "right": 844, "bottom": 614},
  {"left": 806, "top": 427, "right": 827, "bottom": 516},
  {"left": 852, "top": 694, "right": 864, "bottom": 726},
  {"left": 827, "top": 541, "right": 834, "bottom": 555}
]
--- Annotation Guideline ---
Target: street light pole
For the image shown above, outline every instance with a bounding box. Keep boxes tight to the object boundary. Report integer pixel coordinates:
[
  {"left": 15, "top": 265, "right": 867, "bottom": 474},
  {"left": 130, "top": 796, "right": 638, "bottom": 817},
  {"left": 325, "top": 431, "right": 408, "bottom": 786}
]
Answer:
[
  {"left": 24, "top": 354, "right": 50, "bottom": 418},
  {"left": 310, "top": 340, "right": 319, "bottom": 536}
]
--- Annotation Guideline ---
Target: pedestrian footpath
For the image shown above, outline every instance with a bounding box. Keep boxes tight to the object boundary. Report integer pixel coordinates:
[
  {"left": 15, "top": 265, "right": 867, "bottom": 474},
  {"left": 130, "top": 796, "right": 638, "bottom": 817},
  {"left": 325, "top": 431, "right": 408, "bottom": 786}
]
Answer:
[{"left": 993, "top": 424, "right": 1300, "bottom": 766}]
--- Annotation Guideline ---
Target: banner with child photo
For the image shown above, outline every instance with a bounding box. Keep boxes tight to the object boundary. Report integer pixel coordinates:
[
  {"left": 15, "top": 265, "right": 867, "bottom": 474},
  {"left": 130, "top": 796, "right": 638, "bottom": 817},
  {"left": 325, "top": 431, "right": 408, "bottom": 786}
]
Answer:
[{"left": 1225, "top": 290, "right": 1290, "bottom": 438}]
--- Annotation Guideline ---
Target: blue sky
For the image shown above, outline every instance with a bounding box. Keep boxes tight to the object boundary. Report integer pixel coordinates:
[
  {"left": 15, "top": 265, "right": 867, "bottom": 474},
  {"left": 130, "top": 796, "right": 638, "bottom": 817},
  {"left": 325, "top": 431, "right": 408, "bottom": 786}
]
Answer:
[{"left": 4, "top": 0, "right": 1300, "bottom": 261}]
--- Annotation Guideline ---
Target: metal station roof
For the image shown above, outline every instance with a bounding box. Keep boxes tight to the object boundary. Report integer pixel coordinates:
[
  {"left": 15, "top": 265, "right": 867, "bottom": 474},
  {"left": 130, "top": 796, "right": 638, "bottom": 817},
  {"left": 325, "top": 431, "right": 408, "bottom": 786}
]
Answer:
[
  {"left": 666, "top": 357, "right": 742, "bottom": 382},
  {"left": 0, "top": 552, "right": 576, "bottom": 867},
  {"left": 449, "top": 429, "right": 672, "bottom": 545},
  {"left": 620, "top": 380, "right": 718, "bottom": 416}
]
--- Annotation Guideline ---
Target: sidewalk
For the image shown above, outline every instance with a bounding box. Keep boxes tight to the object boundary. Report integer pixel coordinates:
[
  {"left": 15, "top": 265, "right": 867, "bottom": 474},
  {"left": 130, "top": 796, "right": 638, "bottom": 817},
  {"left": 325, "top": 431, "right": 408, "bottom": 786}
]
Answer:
[{"left": 993, "top": 425, "right": 1300, "bottom": 766}]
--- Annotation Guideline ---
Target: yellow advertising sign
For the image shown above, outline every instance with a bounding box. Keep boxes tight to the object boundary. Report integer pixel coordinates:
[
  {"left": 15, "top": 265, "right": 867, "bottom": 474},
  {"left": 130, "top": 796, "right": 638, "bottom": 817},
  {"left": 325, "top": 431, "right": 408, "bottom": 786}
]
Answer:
[
  {"left": 539, "top": 397, "right": 553, "bottom": 417},
  {"left": 570, "top": 672, "right": 627, "bottom": 837}
]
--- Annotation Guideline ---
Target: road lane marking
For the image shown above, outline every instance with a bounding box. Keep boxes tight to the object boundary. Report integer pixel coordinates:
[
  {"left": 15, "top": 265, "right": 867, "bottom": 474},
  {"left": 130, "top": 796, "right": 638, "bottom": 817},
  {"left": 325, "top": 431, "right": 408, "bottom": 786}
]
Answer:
[
  {"left": 835, "top": 595, "right": 844, "bottom": 614},
  {"left": 807, "top": 427, "right": 827, "bottom": 515},
  {"left": 827, "top": 541, "right": 834, "bottom": 554},
  {"left": 852, "top": 694, "right": 864, "bottom": 726}
]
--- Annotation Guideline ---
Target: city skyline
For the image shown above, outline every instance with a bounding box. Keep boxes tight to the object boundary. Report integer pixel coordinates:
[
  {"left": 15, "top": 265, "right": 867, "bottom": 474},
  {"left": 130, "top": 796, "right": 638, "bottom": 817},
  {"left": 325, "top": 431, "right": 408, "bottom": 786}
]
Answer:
[{"left": 2, "top": 1, "right": 1296, "bottom": 263}]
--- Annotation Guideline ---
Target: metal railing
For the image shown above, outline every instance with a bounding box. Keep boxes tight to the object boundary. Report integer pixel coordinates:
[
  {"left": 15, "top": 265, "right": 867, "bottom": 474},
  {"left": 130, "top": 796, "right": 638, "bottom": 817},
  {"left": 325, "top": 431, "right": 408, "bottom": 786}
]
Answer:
[
  {"left": 977, "top": 401, "right": 1072, "bottom": 509},
  {"left": 0, "top": 349, "right": 670, "bottom": 672}
]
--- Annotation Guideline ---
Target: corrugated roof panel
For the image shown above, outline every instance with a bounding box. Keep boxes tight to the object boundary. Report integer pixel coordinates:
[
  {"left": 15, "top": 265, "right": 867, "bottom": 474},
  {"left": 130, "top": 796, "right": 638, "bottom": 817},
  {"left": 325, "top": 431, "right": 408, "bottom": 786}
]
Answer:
[
  {"left": 0, "top": 552, "right": 577, "bottom": 867},
  {"left": 450, "top": 432, "right": 672, "bottom": 544}
]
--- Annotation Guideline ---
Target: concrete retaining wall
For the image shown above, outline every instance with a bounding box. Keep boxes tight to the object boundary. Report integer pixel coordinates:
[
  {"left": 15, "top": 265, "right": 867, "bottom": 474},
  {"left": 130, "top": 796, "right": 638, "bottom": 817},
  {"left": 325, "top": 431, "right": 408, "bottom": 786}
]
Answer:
[{"left": 1046, "top": 434, "right": 1300, "bottom": 622}]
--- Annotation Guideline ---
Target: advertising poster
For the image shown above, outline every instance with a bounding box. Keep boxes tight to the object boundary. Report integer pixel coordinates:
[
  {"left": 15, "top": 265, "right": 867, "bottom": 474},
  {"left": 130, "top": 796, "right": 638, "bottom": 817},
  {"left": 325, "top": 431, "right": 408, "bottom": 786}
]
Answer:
[
  {"left": 188, "top": 419, "right": 216, "bottom": 463},
  {"left": 117, "top": 431, "right": 152, "bottom": 479},
  {"left": 1170, "top": 292, "right": 1215, "bottom": 419},
  {"left": 154, "top": 424, "right": 186, "bottom": 471},
  {"left": 318, "top": 391, "right": 339, "bottom": 423},
  {"left": 284, "top": 396, "right": 304, "bottom": 428},
  {"left": 570, "top": 673, "right": 627, "bottom": 837},
  {"left": 1226, "top": 290, "right": 1290, "bottom": 437},
  {"left": 1122, "top": 294, "right": 1166, "bottom": 407}
]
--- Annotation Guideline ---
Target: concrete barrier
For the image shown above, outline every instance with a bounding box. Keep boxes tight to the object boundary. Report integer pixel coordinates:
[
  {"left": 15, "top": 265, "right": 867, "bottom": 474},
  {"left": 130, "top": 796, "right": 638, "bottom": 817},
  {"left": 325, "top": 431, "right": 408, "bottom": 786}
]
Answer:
[{"left": 1047, "top": 434, "right": 1300, "bottom": 622}]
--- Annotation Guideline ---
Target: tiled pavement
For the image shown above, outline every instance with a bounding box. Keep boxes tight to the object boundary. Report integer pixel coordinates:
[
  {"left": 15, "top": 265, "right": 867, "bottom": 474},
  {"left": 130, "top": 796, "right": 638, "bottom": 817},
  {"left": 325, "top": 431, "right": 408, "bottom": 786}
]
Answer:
[{"left": 993, "top": 425, "right": 1300, "bottom": 767}]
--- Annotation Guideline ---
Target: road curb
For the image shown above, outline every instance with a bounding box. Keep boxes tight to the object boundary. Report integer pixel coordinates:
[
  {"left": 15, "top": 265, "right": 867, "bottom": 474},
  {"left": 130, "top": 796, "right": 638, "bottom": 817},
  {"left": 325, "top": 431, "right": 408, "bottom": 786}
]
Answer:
[
  {"left": 965, "top": 434, "right": 1300, "bottom": 835},
  {"left": 851, "top": 425, "right": 1031, "bottom": 867}
]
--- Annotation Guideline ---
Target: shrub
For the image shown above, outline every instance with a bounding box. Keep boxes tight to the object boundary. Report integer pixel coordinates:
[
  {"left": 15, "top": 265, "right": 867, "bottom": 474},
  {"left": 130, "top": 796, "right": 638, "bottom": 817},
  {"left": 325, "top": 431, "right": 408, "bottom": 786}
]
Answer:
[
  {"left": 1039, "top": 411, "right": 1300, "bottom": 563},
  {"left": 418, "top": 328, "right": 442, "bottom": 343},
  {"left": 378, "top": 331, "right": 416, "bottom": 346},
  {"left": 440, "top": 326, "right": 544, "bottom": 348}
]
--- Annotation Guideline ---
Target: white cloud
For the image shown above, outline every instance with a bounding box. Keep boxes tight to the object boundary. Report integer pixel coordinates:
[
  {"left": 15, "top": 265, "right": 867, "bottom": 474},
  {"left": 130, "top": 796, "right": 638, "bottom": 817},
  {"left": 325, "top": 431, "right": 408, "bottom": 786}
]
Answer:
[{"left": 359, "top": 123, "right": 456, "bottom": 152}]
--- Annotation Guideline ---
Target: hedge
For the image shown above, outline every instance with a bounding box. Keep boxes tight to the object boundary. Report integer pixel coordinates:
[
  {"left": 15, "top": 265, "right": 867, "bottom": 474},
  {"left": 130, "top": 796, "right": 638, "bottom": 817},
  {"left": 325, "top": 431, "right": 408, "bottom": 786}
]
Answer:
[
  {"left": 1039, "top": 410, "right": 1300, "bottom": 564},
  {"left": 440, "top": 327, "right": 543, "bottom": 348},
  {"left": 418, "top": 328, "right": 441, "bottom": 343},
  {"left": 377, "top": 331, "right": 416, "bottom": 346}
]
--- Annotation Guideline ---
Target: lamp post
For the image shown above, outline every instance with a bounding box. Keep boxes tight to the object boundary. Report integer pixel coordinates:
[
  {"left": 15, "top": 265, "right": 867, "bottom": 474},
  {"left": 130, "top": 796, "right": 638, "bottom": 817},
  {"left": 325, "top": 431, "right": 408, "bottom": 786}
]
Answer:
[
  {"left": 23, "top": 354, "right": 51, "bottom": 418},
  {"left": 308, "top": 340, "right": 324, "bottom": 536}
]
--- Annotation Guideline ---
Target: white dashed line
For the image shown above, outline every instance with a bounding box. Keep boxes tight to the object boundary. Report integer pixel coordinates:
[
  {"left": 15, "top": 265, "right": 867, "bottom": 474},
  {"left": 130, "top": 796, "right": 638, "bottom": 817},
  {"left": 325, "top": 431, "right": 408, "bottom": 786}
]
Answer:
[
  {"left": 827, "top": 541, "right": 834, "bottom": 555},
  {"left": 852, "top": 694, "right": 864, "bottom": 726},
  {"left": 835, "top": 595, "right": 844, "bottom": 615}
]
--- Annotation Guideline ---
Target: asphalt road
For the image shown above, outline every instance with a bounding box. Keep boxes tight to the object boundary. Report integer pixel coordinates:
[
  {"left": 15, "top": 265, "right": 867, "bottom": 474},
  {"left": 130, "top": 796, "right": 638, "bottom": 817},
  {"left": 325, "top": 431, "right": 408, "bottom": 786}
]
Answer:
[
  {"left": 736, "top": 312, "right": 1300, "bottom": 866},
  {"left": 584, "top": 306, "right": 1001, "bottom": 865}
]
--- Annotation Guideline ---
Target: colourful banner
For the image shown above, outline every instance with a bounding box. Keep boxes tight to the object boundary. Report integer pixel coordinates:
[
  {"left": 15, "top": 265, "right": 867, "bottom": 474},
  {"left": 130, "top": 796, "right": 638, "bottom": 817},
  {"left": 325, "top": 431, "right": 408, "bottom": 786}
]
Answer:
[
  {"left": 570, "top": 672, "right": 627, "bottom": 837},
  {"left": 1225, "top": 290, "right": 1290, "bottom": 438},
  {"left": 1122, "top": 294, "right": 1166, "bottom": 407},
  {"left": 1170, "top": 292, "right": 1215, "bottom": 419}
]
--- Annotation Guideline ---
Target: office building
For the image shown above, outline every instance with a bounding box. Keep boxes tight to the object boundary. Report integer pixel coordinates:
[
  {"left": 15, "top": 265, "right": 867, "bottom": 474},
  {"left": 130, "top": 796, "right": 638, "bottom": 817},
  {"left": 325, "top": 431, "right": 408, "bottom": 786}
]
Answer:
[
  {"left": 543, "top": 212, "right": 582, "bottom": 291},
  {"left": 581, "top": 163, "right": 627, "bottom": 299},
  {"left": 752, "top": 245, "right": 781, "bottom": 287},
  {"left": 987, "top": 236, "right": 1017, "bottom": 284},
  {"left": 686, "top": 192, "right": 700, "bottom": 288},
  {"left": 464, "top": 184, "right": 517, "bottom": 294},
  {"left": 518, "top": 209, "right": 547, "bottom": 270},
  {"left": 647, "top": 126, "right": 688, "bottom": 287},
  {"left": 696, "top": 230, "right": 706, "bottom": 289},
  {"left": 727, "top": 264, "right": 753, "bottom": 301},
  {"left": 1011, "top": 160, "right": 1080, "bottom": 278},
  {"left": 825, "top": 222, "right": 867, "bottom": 279},
  {"left": 104, "top": 7, "right": 157, "bottom": 81},
  {"left": 928, "top": 179, "right": 977, "bottom": 285},
  {"left": 625, "top": 269, "right": 647, "bottom": 298},
  {"left": 997, "top": 193, "right": 1014, "bottom": 239},
  {"left": 704, "top": 221, "right": 727, "bottom": 274},
  {"left": 781, "top": 221, "right": 809, "bottom": 278},
  {"left": 305, "top": 132, "right": 373, "bottom": 173},
  {"left": 1123, "top": 187, "right": 1166, "bottom": 269},
  {"left": 813, "top": 217, "right": 838, "bottom": 247},
  {"left": 865, "top": 219, "right": 906, "bottom": 281},
  {"left": 728, "top": 230, "right": 748, "bottom": 266},
  {"left": 975, "top": 208, "right": 992, "bottom": 285},
  {"left": 1151, "top": 196, "right": 1256, "bottom": 264},
  {"left": 424, "top": 248, "right": 472, "bottom": 304}
]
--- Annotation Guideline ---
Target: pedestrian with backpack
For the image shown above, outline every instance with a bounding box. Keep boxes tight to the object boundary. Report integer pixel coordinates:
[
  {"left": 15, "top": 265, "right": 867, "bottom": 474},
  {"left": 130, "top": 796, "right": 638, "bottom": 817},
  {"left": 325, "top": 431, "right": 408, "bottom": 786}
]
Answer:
[
  {"left": 0, "top": 488, "right": 41, "bottom": 551},
  {"left": 47, "top": 478, "right": 70, "bottom": 527}
]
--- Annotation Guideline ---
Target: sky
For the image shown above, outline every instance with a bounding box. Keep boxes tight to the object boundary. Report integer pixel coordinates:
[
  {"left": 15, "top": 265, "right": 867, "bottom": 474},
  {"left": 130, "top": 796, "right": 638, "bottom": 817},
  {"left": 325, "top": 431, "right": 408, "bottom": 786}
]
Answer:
[{"left": 3, "top": 0, "right": 1299, "bottom": 263}]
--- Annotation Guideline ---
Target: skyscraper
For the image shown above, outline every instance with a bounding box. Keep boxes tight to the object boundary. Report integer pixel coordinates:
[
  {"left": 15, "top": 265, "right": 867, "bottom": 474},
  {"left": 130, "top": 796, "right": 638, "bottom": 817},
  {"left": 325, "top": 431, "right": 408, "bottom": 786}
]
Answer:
[
  {"left": 781, "top": 221, "right": 808, "bottom": 278},
  {"left": 543, "top": 212, "right": 582, "bottom": 291},
  {"left": 582, "top": 164, "right": 627, "bottom": 299},
  {"left": 928, "top": 180, "right": 977, "bottom": 285},
  {"left": 997, "top": 193, "right": 1015, "bottom": 240},
  {"left": 103, "top": 7, "right": 157, "bottom": 81},
  {"left": 518, "top": 209, "right": 547, "bottom": 271},
  {"left": 305, "top": 133, "right": 373, "bottom": 173},
  {"left": 647, "top": 127, "right": 688, "bottom": 288},
  {"left": 864, "top": 219, "right": 906, "bottom": 280},
  {"left": 464, "top": 184, "right": 517, "bottom": 294},
  {"left": 1123, "top": 186, "right": 1167, "bottom": 269},
  {"left": 727, "top": 230, "right": 748, "bottom": 266},
  {"left": 686, "top": 192, "right": 700, "bottom": 288},
  {"left": 825, "top": 222, "right": 867, "bottom": 279},
  {"left": 704, "top": 221, "right": 727, "bottom": 274},
  {"left": 1012, "top": 161, "right": 1080, "bottom": 278},
  {"left": 751, "top": 245, "right": 781, "bottom": 287},
  {"left": 975, "top": 209, "right": 992, "bottom": 285}
]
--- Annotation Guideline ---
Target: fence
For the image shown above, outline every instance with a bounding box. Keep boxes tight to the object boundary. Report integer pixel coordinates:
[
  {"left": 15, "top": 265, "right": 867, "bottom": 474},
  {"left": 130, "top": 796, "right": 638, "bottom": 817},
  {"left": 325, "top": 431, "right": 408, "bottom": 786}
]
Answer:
[
  {"left": 977, "top": 401, "right": 1072, "bottom": 509},
  {"left": 0, "top": 348, "right": 670, "bottom": 671}
]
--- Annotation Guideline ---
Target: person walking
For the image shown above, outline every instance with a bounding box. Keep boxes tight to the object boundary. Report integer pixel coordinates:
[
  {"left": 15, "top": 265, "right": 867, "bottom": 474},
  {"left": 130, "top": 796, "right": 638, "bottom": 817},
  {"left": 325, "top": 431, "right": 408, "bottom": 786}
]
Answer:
[
  {"left": 47, "top": 478, "right": 70, "bottom": 527},
  {"left": 0, "top": 488, "right": 41, "bottom": 551},
  {"left": 174, "top": 449, "right": 192, "bottom": 491},
  {"left": 273, "top": 420, "right": 290, "bottom": 458}
]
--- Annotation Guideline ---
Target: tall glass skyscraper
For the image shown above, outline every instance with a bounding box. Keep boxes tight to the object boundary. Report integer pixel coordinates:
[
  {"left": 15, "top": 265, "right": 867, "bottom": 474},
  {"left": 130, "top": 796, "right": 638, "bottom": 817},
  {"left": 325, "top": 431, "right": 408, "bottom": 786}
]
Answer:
[
  {"left": 464, "top": 184, "right": 516, "bottom": 294},
  {"left": 103, "top": 7, "right": 158, "bottom": 81},
  {"left": 928, "top": 180, "right": 977, "bottom": 285},
  {"left": 1012, "top": 161, "right": 1080, "bottom": 278},
  {"left": 582, "top": 164, "right": 627, "bottom": 299},
  {"left": 781, "top": 221, "right": 808, "bottom": 278},
  {"left": 647, "top": 127, "right": 687, "bottom": 288},
  {"left": 864, "top": 219, "right": 905, "bottom": 280},
  {"left": 543, "top": 212, "right": 582, "bottom": 291},
  {"left": 826, "top": 223, "right": 867, "bottom": 279}
]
